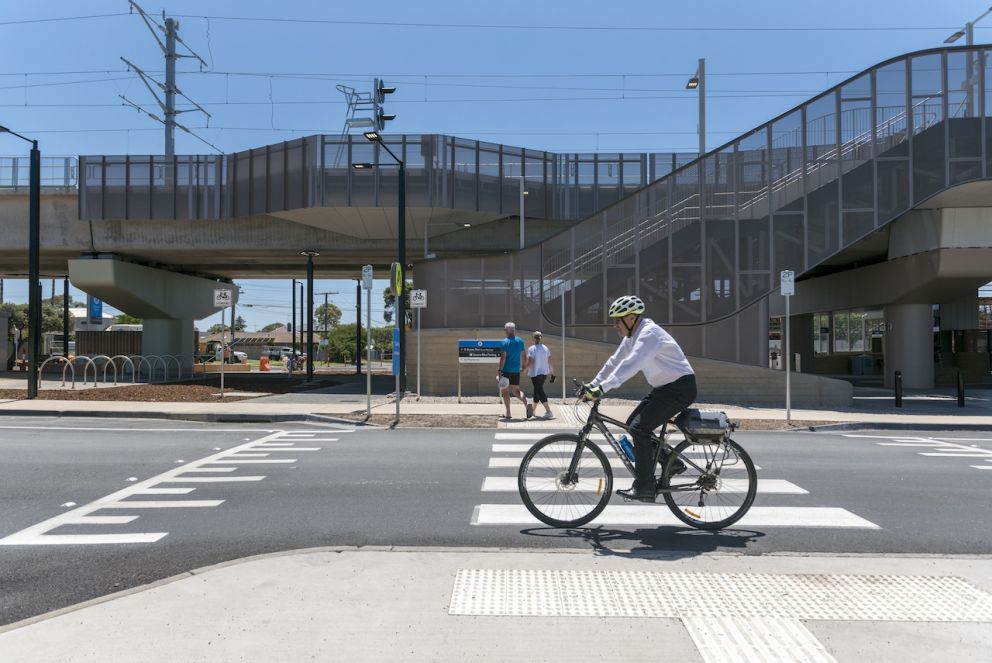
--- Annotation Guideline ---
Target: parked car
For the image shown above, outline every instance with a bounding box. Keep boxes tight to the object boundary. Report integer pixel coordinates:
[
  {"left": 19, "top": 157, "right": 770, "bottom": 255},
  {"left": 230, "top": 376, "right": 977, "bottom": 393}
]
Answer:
[
  {"left": 231, "top": 350, "right": 248, "bottom": 363},
  {"left": 267, "top": 346, "right": 294, "bottom": 361}
]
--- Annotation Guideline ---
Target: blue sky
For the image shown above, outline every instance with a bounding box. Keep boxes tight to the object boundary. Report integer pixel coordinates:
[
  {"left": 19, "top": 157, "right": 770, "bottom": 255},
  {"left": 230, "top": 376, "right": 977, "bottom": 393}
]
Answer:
[{"left": 1, "top": 1, "right": 988, "bottom": 330}]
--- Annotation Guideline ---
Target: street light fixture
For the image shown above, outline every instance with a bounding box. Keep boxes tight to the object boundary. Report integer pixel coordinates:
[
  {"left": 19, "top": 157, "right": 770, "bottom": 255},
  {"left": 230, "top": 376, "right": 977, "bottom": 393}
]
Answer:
[
  {"left": 300, "top": 250, "right": 320, "bottom": 382},
  {"left": 944, "top": 6, "right": 992, "bottom": 44},
  {"left": 354, "top": 130, "right": 407, "bottom": 395},
  {"left": 944, "top": 7, "right": 992, "bottom": 117},
  {"left": 686, "top": 58, "right": 705, "bottom": 156},
  {"left": 424, "top": 222, "right": 472, "bottom": 259},
  {"left": 0, "top": 124, "right": 41, "bottom": 399}
]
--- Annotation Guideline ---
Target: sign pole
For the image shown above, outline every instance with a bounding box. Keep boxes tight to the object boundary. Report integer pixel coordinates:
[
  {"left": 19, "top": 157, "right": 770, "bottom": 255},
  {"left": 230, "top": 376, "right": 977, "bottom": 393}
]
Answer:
[
  {"left": 780, "top": 270, "right": 795, "bottom": 425},
  {"left": 785, "top": 293, "right": 791, "bottom": 424},
  {"left": 362, "top": 265, "right": 373, "bottom": 419},
  {"left": 417, "top": 308, "right": 421, "bottom": 397},
  {"left": 220, "top": 305, "right": 226, "bottom": 398},
  {"left": 561, "top": 288, "right": 566, "bottom": 402},
  {"left": 366, "top": 287, "right": 372, "bottom": 418}
]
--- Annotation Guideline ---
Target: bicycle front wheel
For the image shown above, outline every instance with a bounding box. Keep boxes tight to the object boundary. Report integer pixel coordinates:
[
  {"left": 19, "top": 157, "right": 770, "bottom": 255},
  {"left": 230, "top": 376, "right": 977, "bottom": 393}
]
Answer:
[
  {"left": 661, "top": 437, "right": 756, "bottom": 530},
  {"left": 517, "top": 434, "right": 613, "bottom": 528}
]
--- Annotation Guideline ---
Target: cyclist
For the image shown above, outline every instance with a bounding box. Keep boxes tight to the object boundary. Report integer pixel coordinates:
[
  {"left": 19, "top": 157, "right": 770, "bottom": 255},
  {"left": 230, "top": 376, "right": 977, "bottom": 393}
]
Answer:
[{"left": 581, "top": 295, "right": 696, "bottom": 502}]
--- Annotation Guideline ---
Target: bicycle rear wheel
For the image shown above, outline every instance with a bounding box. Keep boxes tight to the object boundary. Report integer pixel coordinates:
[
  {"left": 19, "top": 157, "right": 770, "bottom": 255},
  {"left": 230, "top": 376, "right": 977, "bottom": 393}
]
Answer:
[
  {"left": 660, "top": 437, "right": 756, "bottom": 530},
  {"left": 517, "top": 434, "right": 613, "bottom": 528}
]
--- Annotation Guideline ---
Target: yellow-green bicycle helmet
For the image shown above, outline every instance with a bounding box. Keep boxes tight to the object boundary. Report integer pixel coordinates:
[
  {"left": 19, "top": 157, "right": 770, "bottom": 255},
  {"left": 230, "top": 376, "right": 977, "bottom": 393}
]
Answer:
[{"left": 608, "top": 295, "right": 645, "bottom": 318}]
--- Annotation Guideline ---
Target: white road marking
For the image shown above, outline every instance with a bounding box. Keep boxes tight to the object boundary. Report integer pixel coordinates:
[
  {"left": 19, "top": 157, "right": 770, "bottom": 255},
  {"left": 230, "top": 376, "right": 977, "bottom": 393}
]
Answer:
[
  {"left": 494, "top": 432, "right": 685, "bottom": 442},
  {"left": 470, "top": 504, "right": 880, "bottom": 528},
  {"left": 65, "top": 516, "right": 139, "bottom": 525},
  {"left": 491, "top": 456, "right": 761, "bottom": 470},
  {"left": 180, "top": 467, "right": 237, "bottom": 473},
  {"left": 160, "top": 476, "right": 266, "bottom": 483},
  {"left": 224, "top": 452, "right": 270, "bottom": 458},
  {"left": 485, "top": 476, "right": 805, "bottom": 494},
  {"left": 854, "top": 434, "right": 992, "bottom": 471},
  {"left": 255, "top": 446, "right": 321, "bottom": 451},
  {"left": 205, "top": 458, "right": 295, "bottom": 464},
  {"left": 0, "top": 431, "right": 299, "bottom": 546},
  {"left": 256, "top": 442, "right": 296, "bottom": 446},
  {"left": 102, "top": 500, "right": 224, "bottom": 508},
  {"left": 971, "top": 465, "right": 992, "bottom": 470}
]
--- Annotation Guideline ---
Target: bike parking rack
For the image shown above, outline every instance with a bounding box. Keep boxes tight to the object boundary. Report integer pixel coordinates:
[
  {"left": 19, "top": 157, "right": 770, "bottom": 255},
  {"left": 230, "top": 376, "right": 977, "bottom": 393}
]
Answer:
[
  {"left": 87, "top": 354, "right": 117, "bottom": 385},
  {"left": 37, "top": 356, "right": 75, "bottom": 390},
  {"left": 73, "top": 356, "right": 98, "bottom": 388},
  {"left": 143, "top": 355, "right": 169, "bottom": 383},
  {"left": 129, "top": 355, "right": 154, "bottom": 384},
  {"left": 109, "top": 355, "right": 137, "bottom": 384}
]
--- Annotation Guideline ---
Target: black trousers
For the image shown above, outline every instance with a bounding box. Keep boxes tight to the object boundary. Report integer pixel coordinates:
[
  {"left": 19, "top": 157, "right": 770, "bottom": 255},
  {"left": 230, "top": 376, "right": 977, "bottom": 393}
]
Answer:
[
  {"left": 530, "top": 375, "right": 548, "bottom": 403},
  {"left": 626, "top": 374, "right": 697, "bottom": 485}
]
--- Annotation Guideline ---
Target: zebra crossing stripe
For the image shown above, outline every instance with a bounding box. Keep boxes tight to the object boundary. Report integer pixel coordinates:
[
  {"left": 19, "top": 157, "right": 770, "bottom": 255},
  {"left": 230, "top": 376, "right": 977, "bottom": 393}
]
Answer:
[
  {"left": 470, "top": 504, "right": 880, "bottom": 529},
  {"left": 489, "top": 456, "right": 762, "bottom": 470},
  {"left": 483, "top": 476, "right": 806, "bottom": 494}
]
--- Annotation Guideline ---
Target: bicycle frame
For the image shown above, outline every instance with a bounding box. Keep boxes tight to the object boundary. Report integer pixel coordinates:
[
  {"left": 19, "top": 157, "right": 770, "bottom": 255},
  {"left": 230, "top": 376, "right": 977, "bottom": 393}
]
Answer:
[{"left": 565, "top": 399, "right": 716, "bottom": 495}]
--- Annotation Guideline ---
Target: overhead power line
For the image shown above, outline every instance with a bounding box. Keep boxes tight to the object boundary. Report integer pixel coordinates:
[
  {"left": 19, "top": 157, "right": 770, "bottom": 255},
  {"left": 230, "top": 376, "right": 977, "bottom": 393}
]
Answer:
[
  {"left": 0, "top": 13, "right": 129, "bottom": 26},
  {"left": 171, "top": 14, "right": 984, "bottom": 33}
]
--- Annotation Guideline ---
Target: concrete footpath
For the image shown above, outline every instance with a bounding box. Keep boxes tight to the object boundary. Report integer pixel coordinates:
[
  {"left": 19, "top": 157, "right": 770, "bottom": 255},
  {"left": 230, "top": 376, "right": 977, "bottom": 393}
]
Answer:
[
  {"left": 1, "top": 547, "right": 990, "bottom": 662},
  {"left": 2, "top": 393, "right": 992, "bottom": 430}
]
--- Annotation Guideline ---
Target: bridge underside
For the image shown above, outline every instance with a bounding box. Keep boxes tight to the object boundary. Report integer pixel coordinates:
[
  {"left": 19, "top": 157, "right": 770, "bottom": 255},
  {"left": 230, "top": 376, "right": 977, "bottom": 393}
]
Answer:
[{"left": 0, "top": 192, "right": 571, "bottom": 278}]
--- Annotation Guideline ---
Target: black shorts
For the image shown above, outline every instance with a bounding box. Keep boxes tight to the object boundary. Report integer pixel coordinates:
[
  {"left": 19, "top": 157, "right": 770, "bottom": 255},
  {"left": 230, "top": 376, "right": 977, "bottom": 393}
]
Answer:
[{"left": 500, "top": 371, "right": 520, "bottom": 386}]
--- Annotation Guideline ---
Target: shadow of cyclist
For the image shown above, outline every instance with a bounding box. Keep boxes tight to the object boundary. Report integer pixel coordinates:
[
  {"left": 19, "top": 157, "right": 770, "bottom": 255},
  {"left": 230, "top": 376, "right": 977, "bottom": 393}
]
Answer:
[{"left": 518, "top": 525, "right": 765, "bottom": 559}]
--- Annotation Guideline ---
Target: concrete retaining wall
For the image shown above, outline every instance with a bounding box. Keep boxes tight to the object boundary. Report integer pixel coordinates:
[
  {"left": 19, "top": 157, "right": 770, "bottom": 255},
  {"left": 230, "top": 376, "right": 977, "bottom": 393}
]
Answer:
[{"left": 408, "top": 328, "right": 852, "bottom": 407}]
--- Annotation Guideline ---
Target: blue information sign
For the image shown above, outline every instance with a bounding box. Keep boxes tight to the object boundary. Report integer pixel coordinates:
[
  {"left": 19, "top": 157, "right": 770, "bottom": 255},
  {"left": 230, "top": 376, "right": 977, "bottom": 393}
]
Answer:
[
  {"left": 392, "top": 328, "right": 401, "bottom": 376},
  {"left": 88, "top": 296, "right": 103, "bottom": 324}
]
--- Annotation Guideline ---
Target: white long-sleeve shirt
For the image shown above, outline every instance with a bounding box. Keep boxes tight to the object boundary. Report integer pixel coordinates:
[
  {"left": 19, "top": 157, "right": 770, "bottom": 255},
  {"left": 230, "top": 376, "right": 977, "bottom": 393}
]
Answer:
[{"left": 591, "top": 317, "right": 694, "bottom": 393}]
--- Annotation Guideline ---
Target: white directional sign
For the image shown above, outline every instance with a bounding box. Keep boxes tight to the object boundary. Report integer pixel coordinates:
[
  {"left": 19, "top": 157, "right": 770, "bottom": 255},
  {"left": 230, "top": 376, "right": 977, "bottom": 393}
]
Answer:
[
  {"left": 780, "top": 270, "right": 795, "bottom": 296},
  {"left": 362, "top": 265, "right": 373, "bottom": 290},
  {"left": 410, "top": 289, "right": 427, "bottom": 309},
  {"left": 213, "top": 289, "right": 233, "bottom": 307}
]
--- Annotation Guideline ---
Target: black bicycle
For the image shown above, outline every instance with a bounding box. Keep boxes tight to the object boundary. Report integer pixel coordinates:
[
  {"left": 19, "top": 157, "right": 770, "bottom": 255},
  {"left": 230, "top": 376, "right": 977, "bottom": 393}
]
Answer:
[{"left": 517, "top": 381, "right": 757, "bottom": 530}]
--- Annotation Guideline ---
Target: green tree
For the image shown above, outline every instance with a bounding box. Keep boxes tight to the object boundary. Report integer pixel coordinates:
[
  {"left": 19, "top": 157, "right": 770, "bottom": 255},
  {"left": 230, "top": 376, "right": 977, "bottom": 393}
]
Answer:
[
  {"left": 115, "top": 313, "right": 142, "bottom": 324},
  {"left": 207, "top": 324, "right": 230, "bottom": 334},
  {"left": 260, "top": 322, "right": 284, "bottom": 332},
  {"left": 315, "top": 302, "right": 342, "bottom": 335},
  {"left": 382, "top": 280, "right": 414, "bottom": 326},
  {"left": 2, "top": 302, "right": 72, "bottom": 335},
  {"left": 233, "top": 315, "right": 247, "bottom": 332}
]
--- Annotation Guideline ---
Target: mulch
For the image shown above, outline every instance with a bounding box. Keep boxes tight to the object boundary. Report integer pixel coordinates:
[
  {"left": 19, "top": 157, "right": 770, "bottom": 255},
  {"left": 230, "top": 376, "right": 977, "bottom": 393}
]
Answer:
[{"left": 0, "top": 376, "right": 340, "bottom": 403}]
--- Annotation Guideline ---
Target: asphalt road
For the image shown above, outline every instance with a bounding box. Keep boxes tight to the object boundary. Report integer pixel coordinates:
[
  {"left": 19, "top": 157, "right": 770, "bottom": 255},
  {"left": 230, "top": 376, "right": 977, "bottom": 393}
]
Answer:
[{"left": 1, "top": 417, "right": 991, "bottom": 626}]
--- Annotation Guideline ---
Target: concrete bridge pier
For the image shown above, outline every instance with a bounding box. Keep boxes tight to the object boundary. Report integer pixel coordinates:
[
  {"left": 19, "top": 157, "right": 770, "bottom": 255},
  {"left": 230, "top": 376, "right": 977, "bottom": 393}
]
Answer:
[
  {"left": 67, "top": 257, "right": 237, "bottom": 361},
  {"left": 883, "top": 303, "right": 935, "bottom": 390}
]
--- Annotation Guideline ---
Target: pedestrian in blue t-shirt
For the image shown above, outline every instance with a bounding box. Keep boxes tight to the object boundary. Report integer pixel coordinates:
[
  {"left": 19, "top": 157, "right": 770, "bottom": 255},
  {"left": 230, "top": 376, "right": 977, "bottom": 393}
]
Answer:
[{"left": 497, "top": 322, "right": 532, "bottom": 419}]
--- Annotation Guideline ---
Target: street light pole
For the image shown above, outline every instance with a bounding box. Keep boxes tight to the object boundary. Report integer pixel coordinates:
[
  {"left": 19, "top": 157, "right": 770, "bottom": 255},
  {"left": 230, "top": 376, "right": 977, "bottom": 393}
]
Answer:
[
  {"left": 301, "top": 251, "right": 319, "bottom": 382},
  {"left": 356, "top": 131, "right": 407, "bottom": 393},
  {"left": 686, "top": 59, "right": 705, "bottom": 157},
  {"left": 0, "top": 125, "right": 41, "bottom": 398}
]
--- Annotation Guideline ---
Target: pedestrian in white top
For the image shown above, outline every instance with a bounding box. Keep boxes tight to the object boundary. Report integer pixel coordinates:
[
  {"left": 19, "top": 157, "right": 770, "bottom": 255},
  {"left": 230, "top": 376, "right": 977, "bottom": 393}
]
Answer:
[
  {"left": 580, "top": 295, "right": 696, "bottom": 503},
  {"left": 525, "top": 331, "right": 555, "bottom": 418}
]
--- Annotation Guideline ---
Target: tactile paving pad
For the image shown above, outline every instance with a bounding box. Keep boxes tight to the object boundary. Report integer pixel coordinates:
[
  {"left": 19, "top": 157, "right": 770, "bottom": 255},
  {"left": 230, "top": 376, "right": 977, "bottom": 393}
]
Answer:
[{"left": 448, "top": 569, "right": 992, "bottom": 621}]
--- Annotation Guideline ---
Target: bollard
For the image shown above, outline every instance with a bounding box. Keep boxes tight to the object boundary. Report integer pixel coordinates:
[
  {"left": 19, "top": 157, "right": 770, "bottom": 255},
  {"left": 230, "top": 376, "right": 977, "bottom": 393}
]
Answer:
[
  {"left": 957, "top": 369, "right": 965, "bottom": 408},
  {"left": 894, "top": 370, "right": 903, "bottom": 408}
]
